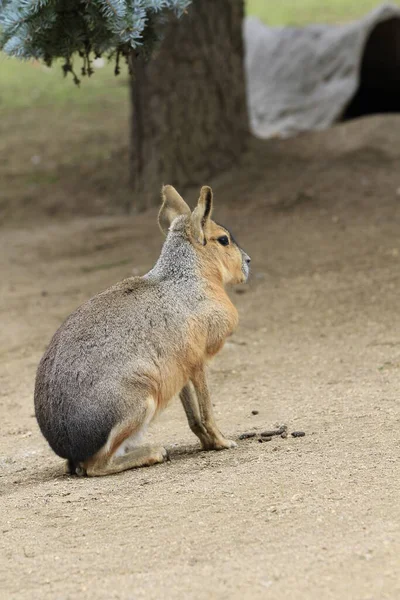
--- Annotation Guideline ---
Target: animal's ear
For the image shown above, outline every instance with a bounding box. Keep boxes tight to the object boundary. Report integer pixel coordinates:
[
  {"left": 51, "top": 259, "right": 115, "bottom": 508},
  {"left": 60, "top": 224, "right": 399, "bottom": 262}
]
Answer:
[
  {"left": 191, "top": 186, "right": 213, "bottom": 245},
  {"left": 158, "top": 185, "right": 191, "bottom": 235}
]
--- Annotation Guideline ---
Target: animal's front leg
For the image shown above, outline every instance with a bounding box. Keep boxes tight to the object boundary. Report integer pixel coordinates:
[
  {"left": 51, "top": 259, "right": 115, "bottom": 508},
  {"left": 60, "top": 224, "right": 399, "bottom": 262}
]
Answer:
[
  {"left": 190, "top": 368, "right": 237, "bottom": 451},
  {"left": 180, "top": 383, "right": 211, "bottom": 448}
]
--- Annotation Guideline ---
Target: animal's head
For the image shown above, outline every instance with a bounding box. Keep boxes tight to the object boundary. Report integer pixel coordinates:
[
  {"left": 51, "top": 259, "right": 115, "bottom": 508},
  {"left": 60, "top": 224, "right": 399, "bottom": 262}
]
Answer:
[{"left": 159, "top": 185, "right": 251, "bottom": 285}]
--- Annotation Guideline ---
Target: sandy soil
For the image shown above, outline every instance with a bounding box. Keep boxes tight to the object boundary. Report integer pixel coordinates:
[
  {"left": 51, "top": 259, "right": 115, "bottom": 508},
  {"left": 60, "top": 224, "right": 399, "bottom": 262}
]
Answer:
[{"left": 1, "top": 116, "right": 400, "bottom": 599}]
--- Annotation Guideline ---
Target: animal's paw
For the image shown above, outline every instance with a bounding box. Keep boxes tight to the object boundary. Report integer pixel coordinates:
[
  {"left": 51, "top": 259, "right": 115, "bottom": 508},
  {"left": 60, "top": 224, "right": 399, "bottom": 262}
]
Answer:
[
  {"left": 204, "top": 437, "right": 237, "bottom": 451},
  {"left": 218, "top": 438, "right": 237, "bottom": 450},
  {"left": 75, "top": 465, "right": 87, "bottom": 477},
  {"left": 150, "top": 446, "right": 169, "bottom": 465},
  {"left": 162, "top": 447, "right": 171, "bottom": 462}
]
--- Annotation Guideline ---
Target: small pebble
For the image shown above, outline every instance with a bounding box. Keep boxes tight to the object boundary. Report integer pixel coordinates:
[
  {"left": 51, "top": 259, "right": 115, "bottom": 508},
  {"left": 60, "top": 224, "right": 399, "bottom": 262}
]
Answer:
[
  {"left": 251, "top": 410, "right": 259, "bottom": 415},
  {"left": 238, "top": 432, "right": 256, "bottom": 440},
  {"left": 291, "top": 431, "right": 305, "bottom": 438},
  {"left": 281, "top": 432, "right": 288, "bottom": 439},
  {"left": 291, "top": 493, "right": 303, "bottom": 502},
  {"left": 258, "top": 436, "right": 272, "bottom": 443}
]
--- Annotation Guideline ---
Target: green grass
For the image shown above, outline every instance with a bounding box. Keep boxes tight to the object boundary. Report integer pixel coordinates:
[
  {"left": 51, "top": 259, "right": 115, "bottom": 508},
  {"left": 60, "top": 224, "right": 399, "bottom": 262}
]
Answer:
[
  {"left": 0, "top": 54, "right": 128, "bottom": 109},
  {"left": 247, "top": 0, "right": 400, "bottom": 26}
]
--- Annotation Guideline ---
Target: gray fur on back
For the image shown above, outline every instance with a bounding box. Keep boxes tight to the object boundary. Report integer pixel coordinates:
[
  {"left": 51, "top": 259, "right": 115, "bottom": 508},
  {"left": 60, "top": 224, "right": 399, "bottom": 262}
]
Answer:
[{"left": 34, "top": 217, "right": 206, "bottom": 463}]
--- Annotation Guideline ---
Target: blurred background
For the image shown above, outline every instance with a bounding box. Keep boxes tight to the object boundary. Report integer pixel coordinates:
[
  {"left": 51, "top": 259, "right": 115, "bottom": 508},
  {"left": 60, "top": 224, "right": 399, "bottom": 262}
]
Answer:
[{"left": 2, "top": 0, "right": 400, "bottom": 223}]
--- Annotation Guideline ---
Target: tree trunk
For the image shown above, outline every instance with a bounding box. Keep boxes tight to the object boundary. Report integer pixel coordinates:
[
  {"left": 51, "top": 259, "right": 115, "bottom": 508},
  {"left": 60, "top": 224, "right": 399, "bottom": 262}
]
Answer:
[{"left": 130, "top": 0, "right": 248, "bottom": 210}]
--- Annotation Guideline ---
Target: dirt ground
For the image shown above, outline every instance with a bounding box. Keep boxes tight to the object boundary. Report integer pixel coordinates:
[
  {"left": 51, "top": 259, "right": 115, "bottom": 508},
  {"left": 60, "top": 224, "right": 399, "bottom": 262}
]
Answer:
[{"left": 1, "top": 115, "right": 400, "bottom": 599}]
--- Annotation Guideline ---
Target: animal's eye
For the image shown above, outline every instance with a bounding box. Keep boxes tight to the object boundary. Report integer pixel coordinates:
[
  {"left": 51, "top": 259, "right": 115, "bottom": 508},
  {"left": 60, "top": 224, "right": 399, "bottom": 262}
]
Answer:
[{"left": 217, "top": 235, "right": 229, "bottom": 246}]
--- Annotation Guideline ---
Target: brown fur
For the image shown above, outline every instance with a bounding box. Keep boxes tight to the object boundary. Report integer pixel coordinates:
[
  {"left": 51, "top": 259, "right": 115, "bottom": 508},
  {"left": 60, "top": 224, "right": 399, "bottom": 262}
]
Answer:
[{"left": 34, "top": 185, "right": 250, "bottom": 476}]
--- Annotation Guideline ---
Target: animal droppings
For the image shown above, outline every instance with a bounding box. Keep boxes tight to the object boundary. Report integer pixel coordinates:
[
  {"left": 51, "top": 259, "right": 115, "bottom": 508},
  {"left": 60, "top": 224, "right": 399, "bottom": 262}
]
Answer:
[
  {"left": 238, "top": 432, "right": 257, "bottom": 440},
  {"left": 251, "top": 410, "right": 259, "bottom": 415},
  {"left": 291, "top": 431, "right": 306, "bottom": 438},
  {"left": 258, "top": 436, "right": 272, "bottom": 443},
  {"left": 260, "top": 425, "right": 287, "bottom": 437}
]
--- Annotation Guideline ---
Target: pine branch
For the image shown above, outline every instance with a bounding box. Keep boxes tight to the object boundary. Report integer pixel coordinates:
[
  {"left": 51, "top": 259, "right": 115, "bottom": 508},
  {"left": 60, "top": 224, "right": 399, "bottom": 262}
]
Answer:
[{"left": 0, "top": 0, "right": 192, "bottom": 82}]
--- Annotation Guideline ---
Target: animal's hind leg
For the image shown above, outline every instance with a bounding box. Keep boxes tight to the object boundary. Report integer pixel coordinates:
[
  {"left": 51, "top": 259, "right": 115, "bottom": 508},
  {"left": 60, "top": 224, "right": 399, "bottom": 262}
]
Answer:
[
  {"left": 84, "top": 445, "right": 168, "bottom": 477},
  {"left": 81, "top": 394, "right": 167, "bottom": 477}
]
